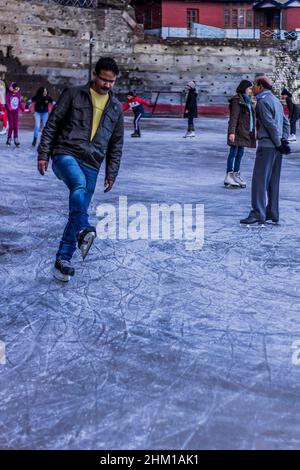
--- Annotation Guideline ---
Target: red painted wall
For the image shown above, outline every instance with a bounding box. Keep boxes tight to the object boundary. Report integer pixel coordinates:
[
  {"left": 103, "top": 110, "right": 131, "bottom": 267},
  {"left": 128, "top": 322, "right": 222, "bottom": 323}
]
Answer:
[
  {"left": 161, "top": 1, "right": 224, "bottom": 28},
  {"left": 285, "top": 8, "right": 300, "bottom": 30}
]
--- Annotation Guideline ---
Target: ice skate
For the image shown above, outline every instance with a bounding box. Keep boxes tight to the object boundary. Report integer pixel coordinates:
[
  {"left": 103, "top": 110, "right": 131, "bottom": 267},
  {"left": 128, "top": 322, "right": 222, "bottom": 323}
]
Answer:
[
  {"left": 183, "top": 131, "right": 195, "bottom": 139},
  {"left": 32, "top": 137, "right": 37, "bottom": 147},
  {"left": 6, "top": 137, "right": 11, "bottom": 146},
  {"left": 233, "top": 172, "right": 246, "bottom": 188},
  {"left": 0, "top": 126, "right": 8, "bottom": 135},
  {"left": 265, "top": 215, "right": 279, "bottom": 225},
  {"left": 240, "top": 216, "right": 265, "bottom": 227},
  {"left": 53, "top": 259, "right": 75, "bottom": 282},
  {"left": 131, "top": 131, "right": 141, "bottom": 138},
  {"left": 224, "top": 171, "right": 240, "bottom": 188},
  {"left": 288, "top": 134, "right": 297, "bottom": 142},
  {"left": 14, "top": 138, "right": 20, "bottom": 147},
  {"left": 77, "top": 227, "right": 96, "bottom": 260}
]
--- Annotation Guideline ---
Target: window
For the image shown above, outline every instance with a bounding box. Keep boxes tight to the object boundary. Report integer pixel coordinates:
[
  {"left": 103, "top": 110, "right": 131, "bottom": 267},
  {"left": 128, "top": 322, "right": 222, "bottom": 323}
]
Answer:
[
  {"left": 224, "top": 7, "right": 253, "bottom": 29},
  {"left": 224, "top": 10, "right": 230, "bottom": 27},
  {"left": 187, "top": 9, "right": 199, "bottom": 29},
  {"left": 232, "top": 9, "right": 238, "bottom": 28},
  {"left": 246, "top": 10, "right": 253, "bottom": 28},
  {"left": 239, "top": 10, "right": 245, "bottom": 28}
]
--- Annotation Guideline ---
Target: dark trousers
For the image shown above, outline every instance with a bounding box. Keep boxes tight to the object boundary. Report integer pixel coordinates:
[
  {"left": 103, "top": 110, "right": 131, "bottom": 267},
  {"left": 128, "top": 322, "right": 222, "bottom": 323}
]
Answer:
[
  {"left": 133, "top": 112, "right": 142, "bottom": 134},
  {"left": 290, "top": 119, "right": 297, "bottom": 135},
  {"left": 249, "top": 146, "right": 282, "bottom": 222},
  {"left": 8, "top": 110, "right": 19, "bottom": 139},
  {"left": 187, "top": 116, "right": 194, "bottom": 131}
]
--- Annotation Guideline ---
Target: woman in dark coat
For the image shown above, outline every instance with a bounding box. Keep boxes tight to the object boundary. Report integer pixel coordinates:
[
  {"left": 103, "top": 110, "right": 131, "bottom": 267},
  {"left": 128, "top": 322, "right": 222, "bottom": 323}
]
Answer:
[
  {"left": 30, "top": 86, "right": 54, "bottom": 147},
  {"left": 281, "top": 88, "right": 299, "bottom": 142},
  {"left": 225, "top": 79, "right": 256, "bottom": 188},
  {"left": 183, "top": 81, "right": 198, "bottom": 138}
]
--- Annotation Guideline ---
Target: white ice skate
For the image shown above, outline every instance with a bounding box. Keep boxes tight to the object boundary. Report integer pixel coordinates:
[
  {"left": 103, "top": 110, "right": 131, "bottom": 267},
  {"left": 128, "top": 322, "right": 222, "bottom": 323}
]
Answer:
[
  {"left": 288, "top": 134, "right": 297, "bottom": 142},
  {"left": 183, "top": 131, "right": 195, "bottom": 138},
  {"left": 0, "top": 126, "right": 8, "bottom": 135},
  {"left": 224, "top": 172, "right": 240, "bottom": 188},
  {"left": 233, "top": 172, "right": 246, "bottom": 188}
]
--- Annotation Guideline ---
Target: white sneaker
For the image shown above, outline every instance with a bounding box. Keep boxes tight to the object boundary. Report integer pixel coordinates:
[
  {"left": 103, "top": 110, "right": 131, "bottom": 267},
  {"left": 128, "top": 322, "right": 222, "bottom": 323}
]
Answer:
[
  {"left": 288, "top": 134, "right": 297, "bottom": 142},
  {"left": 224, "top": 171, "right": 240, "bottom": 188},
  {"left": 233, "top": 172, "right": 246, "bottom": 188}
]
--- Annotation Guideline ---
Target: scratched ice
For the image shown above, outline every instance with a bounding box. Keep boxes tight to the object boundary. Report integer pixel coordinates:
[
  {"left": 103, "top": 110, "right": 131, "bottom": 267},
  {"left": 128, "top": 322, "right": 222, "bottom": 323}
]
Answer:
[{"left": 0, "top": 117, "right": 300, "bottom": 449}]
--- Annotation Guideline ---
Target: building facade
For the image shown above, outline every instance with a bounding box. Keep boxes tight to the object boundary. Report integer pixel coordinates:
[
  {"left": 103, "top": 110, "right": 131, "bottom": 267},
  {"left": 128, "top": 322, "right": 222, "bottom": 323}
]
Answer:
[{"left": 132, "top": 0, "right": 300, "bottom": 39}]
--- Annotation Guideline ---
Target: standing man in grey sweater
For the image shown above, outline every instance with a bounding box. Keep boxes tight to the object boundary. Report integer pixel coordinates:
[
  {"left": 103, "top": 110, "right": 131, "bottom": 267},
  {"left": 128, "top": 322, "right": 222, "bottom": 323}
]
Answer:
[{"left": 240, "top": 76, "right": 290, "bottom": 226}]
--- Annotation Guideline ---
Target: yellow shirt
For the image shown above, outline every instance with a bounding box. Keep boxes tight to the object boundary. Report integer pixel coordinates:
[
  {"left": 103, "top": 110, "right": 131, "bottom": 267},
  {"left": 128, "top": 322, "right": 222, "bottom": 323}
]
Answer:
[{"left": 90, "top": 88, "right": 109, "bottom": 141}]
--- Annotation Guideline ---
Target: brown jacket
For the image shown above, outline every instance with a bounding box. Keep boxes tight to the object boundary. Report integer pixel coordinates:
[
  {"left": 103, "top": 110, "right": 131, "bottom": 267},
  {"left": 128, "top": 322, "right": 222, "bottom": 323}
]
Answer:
[{"left": 227, "top": 94, "right": 256, "bottom": 148}]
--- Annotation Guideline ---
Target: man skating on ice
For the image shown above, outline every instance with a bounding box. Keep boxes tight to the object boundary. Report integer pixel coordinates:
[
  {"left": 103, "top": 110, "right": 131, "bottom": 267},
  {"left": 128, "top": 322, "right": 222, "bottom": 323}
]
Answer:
[
  {"left": 37, "top": 57, "right": 124, "bottom": 281},
  {"left": 123, "top": 91, "right": 153, "bottom": 137},
  {"left": 240, "top": 75, "right": 290, "bottom": 226}
]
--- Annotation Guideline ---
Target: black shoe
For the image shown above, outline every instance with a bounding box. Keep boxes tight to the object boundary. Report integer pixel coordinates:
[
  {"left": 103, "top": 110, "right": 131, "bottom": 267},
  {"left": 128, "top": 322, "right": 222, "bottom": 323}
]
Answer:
[
  {"left": 53, "top": 259, "right": 75, "bottom": 282},
  {"left": 32, "top": 137, "right": 37, "bottom": 147},
  {"left": 240, "top": 216, "right": 265, "bottom": 225},
  {"left": 14, "top": 138, "right": 20, "bottom": 147},
  {"left": 77, "top": 227, "right": 96, "bottom": 259},
  {"left": 6, "top": 138, "right": 11, "bottom": 146},
  {"left": 131, "top": 131, "right": 141, "bottom": 137}
]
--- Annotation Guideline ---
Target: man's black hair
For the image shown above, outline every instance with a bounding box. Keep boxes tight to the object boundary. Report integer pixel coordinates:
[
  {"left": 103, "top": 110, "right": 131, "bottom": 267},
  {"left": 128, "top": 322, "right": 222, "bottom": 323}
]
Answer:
[
  {"left": 95, "top": 57, "right": 119, "bottom": 76},
  {"left": 127, "top": 91, "right": 135, "bottom": 97}
]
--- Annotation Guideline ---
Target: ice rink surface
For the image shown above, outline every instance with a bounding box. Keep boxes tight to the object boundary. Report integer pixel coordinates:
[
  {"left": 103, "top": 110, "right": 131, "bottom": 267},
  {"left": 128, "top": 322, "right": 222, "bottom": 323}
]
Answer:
[{"left": 0, "top": 117, "right": 300, "bottom": 449}]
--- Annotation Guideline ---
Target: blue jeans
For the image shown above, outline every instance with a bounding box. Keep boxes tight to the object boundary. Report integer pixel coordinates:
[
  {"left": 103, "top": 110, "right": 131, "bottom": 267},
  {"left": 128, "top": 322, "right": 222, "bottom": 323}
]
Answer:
[
  {"left": 34, "top": 112, "right": 48, "bottom": 139},
  {"left": 52, "top": 155, "right": 98, "bottom": 261},
  {"left": 226, "top": 146, "right": 244, "bottom": 173}
]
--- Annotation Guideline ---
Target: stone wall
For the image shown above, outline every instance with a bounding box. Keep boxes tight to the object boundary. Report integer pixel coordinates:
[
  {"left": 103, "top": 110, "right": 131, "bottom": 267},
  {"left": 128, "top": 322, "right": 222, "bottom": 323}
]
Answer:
[
  {"left": 0, "top": 0, "right": 140, "bottom": 96},
  {"left": 0, "top": 0, "right": 300, "bottom": 112}
]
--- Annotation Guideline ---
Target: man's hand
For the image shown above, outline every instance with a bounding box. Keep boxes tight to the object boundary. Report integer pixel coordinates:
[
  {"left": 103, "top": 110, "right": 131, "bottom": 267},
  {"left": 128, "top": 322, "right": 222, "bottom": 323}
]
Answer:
[
  {"left": 228, "top": 133, "right": 235, "bottom": 144},
  {"left": 277, "top": 138, "right": 291, "bottom": 155},
  {"left": 38, "top": 160, "right": 48, "bottom": 175},
  {"left": 104, "top": 178, "right": 114, "bottom": 193}
]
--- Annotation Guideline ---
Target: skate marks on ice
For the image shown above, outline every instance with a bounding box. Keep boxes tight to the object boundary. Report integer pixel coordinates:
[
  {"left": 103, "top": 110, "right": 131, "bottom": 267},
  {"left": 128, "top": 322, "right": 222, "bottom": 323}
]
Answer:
[{"left": 0, "top": 121, "right": 300, "bottom": 449}]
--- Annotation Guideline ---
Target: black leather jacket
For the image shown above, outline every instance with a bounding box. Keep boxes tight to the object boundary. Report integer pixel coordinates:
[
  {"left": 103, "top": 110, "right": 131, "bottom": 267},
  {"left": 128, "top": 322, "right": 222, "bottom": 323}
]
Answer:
[{"left": 38, "top": 83, "right": 124, "bottom": 181}]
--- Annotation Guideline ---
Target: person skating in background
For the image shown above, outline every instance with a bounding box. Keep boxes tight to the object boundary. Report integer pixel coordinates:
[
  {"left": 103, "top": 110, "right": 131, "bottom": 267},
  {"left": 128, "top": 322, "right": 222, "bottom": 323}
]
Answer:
[
  {"left": 281, "top": 88, "right": 300, "bottom": 142},
  {"left": 5, "top": 82, "right": 29, "bottom": 147},
  {"left": 123, "top": 91, "right": 153, "bottom": 137},
  {"left": 225, "top": 79, "right": 256, "bottom": 188},
  {"left": 183, "top": 81, "right": 198, "bottom": 138},
  {"left": 0, "top": 80, "right": 8, "bottom": 135},
  {"left": 30, "top": 87, "right": 54, "bottom": 147},
  {"left": 240, "top": 76, "right": 290, "bottom": 226}
]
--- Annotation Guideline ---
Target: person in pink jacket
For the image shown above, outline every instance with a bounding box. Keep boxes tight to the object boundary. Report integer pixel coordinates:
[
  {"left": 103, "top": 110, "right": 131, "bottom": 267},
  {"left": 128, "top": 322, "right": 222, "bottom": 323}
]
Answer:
[{"left": 6, "top": 82, "right": 28, "bottom": 147}]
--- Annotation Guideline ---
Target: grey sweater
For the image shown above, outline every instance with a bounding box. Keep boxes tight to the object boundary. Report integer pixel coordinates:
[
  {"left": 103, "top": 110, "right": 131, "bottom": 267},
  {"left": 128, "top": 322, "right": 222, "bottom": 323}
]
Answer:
[{"left": 256, "top": 91, "right": 290, "bottom": 148}]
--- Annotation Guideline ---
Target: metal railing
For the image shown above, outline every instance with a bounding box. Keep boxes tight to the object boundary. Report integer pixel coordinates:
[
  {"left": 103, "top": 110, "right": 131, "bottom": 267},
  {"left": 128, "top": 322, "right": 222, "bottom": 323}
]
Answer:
[
  {"left": 260, "top": 29, "right": 299, "bottom": 40},
  {"left": 25, "top": 0, "right": 99, "bottom": 8},
  {"left": 31, "top": 0, "right": 130, "bottom": 7}
]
